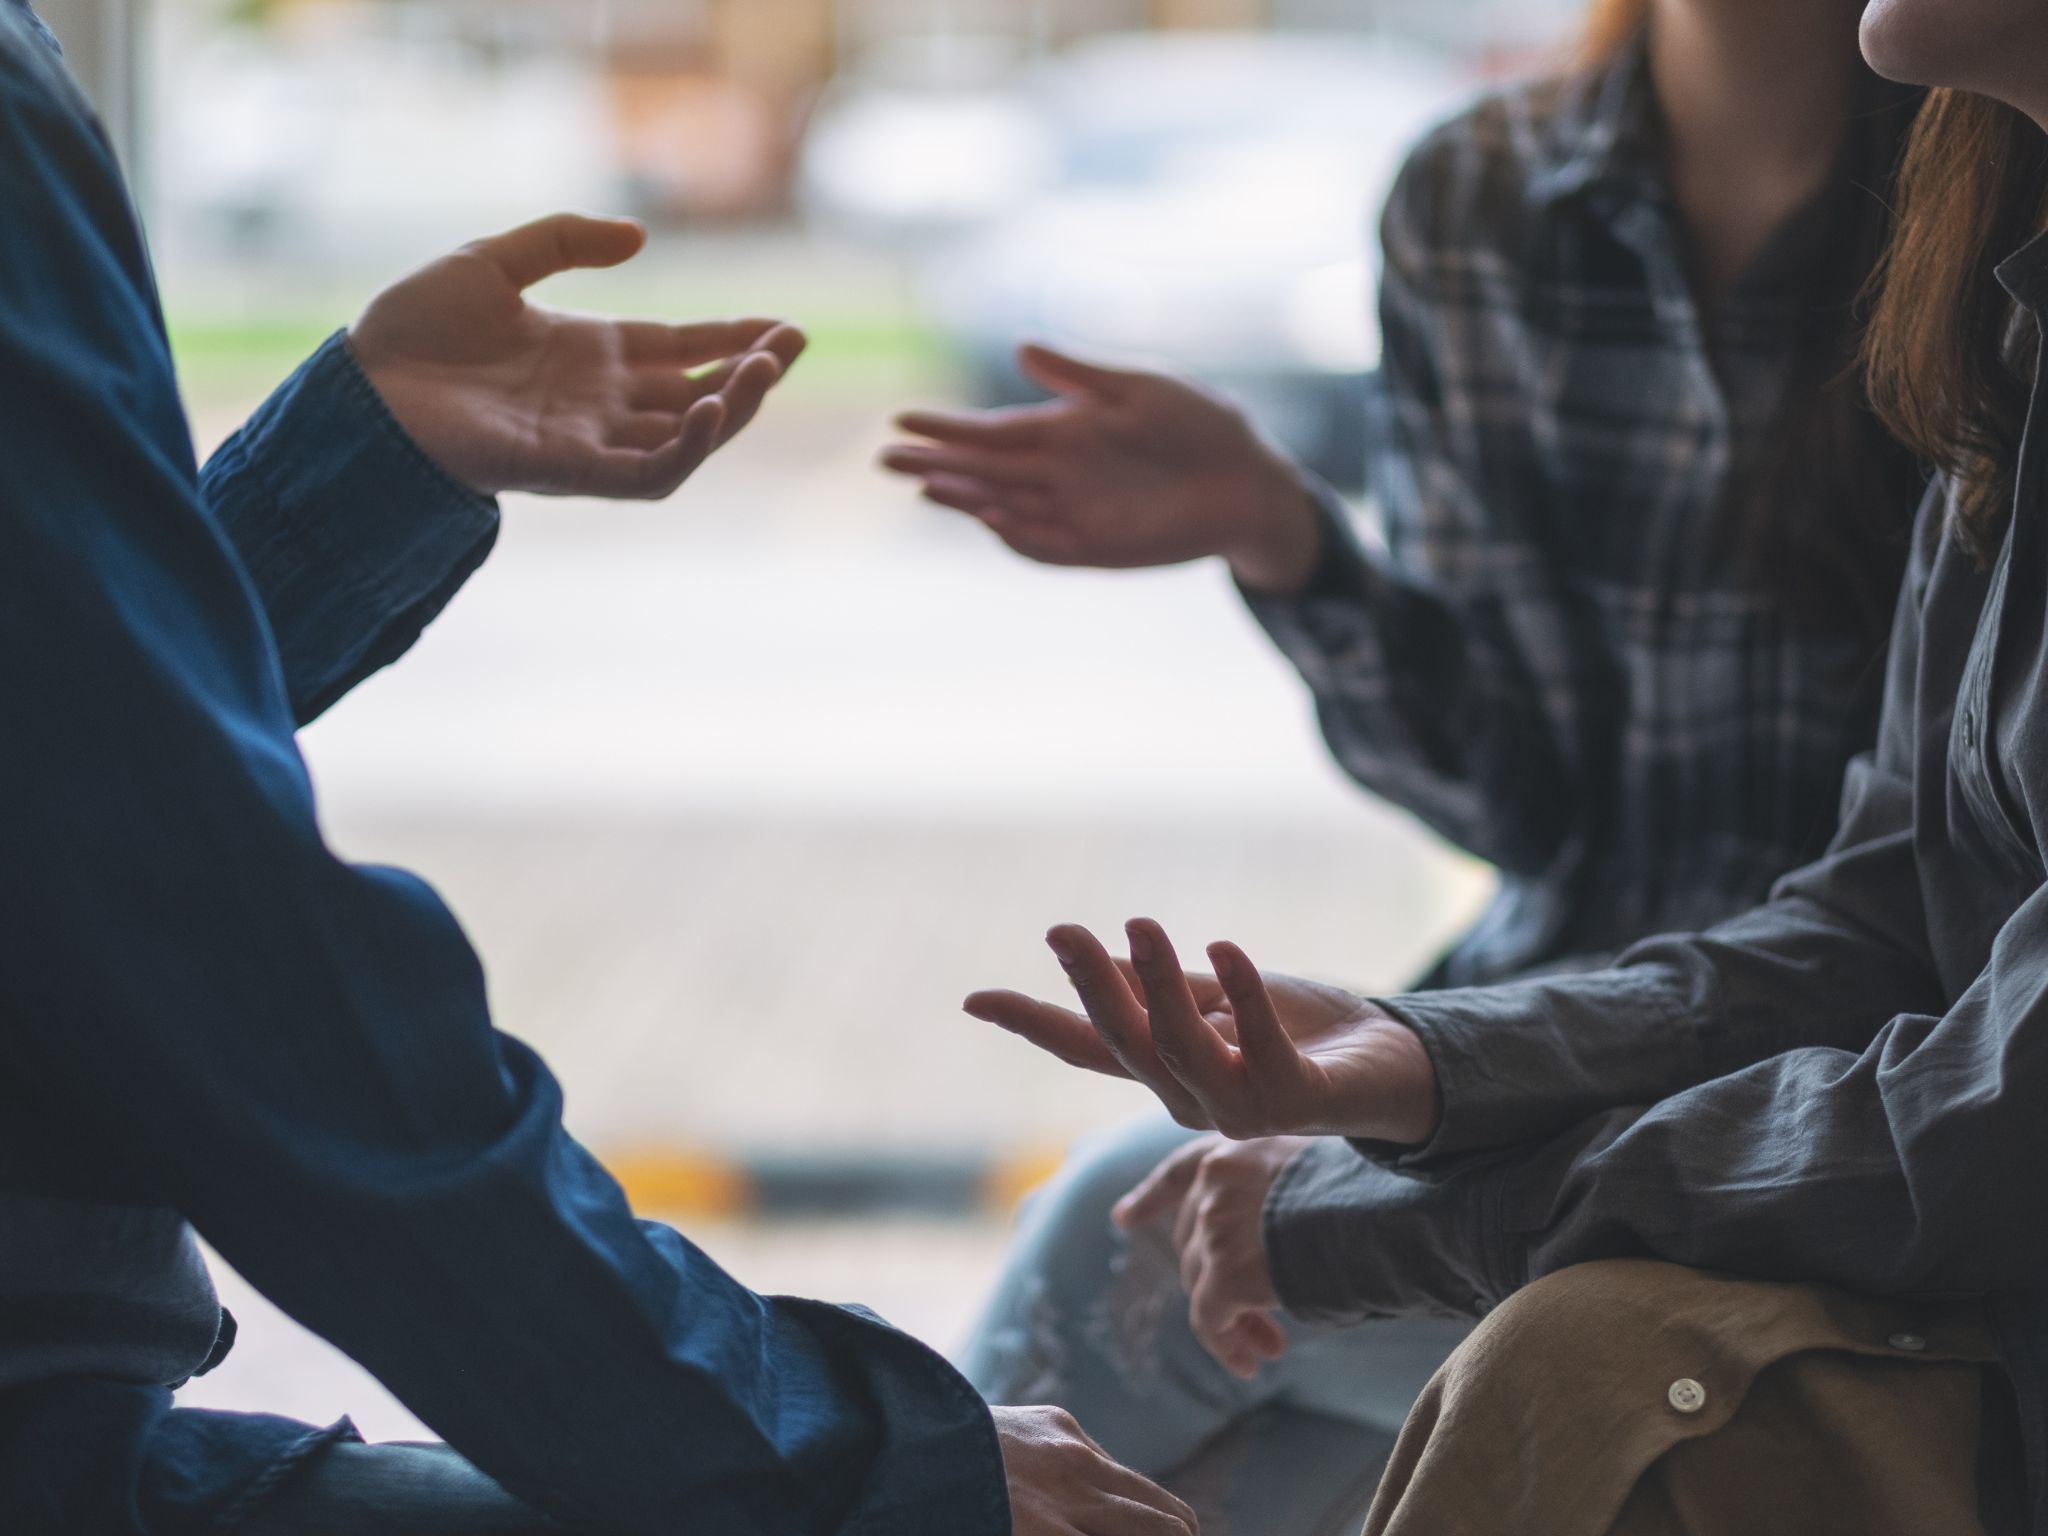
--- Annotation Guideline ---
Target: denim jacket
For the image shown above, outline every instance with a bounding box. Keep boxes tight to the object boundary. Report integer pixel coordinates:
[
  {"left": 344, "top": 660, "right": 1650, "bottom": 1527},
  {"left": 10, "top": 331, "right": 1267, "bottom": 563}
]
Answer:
[
  {"left": 0, "top": 8, "right": 1006, "bottom": 1533},
  {"left": 1266, "top": 231, "right": 2048, "bottom": 1534}
]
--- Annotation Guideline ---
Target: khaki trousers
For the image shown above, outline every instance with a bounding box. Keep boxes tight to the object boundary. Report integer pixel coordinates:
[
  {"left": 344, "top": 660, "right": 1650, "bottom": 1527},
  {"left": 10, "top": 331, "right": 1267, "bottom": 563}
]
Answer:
[{"left": 1366, "top": 1260, "right": 2002, "bottom": 1536}]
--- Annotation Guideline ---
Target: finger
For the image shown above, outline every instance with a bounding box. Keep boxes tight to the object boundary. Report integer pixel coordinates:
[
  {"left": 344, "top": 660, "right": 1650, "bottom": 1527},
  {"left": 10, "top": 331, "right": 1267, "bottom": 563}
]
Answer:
[
  {"left": 622, "top": 316, "right": 786, "bottom": 368},
  {"left": 1113, "top": 1138, "right": 1212, "bottom": 1230},
  {"left": 894, "top": 404, "right": 1060, "bottom": 451},
  {"left": 1087, "top": 1492, "right": 1199, "bottom": 1535},
  {"left": 1236, "top": 1310, "right": 1290, "bottom": 1360},
  {"left": 605, "top": 411, "right": 688, "bottom": 452},
  {"left": 878, "top": 443, "right": 1054, "bottom": 492},
  {"left": 981, "top": 511, "right": 1090, "bottom": 569},
  {"left": 919, "top": 473, "right": 1003, "bottom": 517},
  {"left": 709, "top": 349, "right": 792, "bottom": 447},
  {"left": 1115, "top": 958, "right": 1229, "bottom": 1024},
  {"left": 581, "top": 397, "right": 724, "bottom": 500},
  {"left": 1017, "top": 341, "right": 1145, "bottom": 401},
  {"left": 1189, "top": 1279, "right": 1268, "bottom": 1381},
  {"left": 1207, "top": 943, "right": 1308, "bottom": 1090},
  {"left": 962, "top": 992, "right": 1129, "bottom": 1079},
  {"left": 472, "top": 213, "right": 647, "bottom": 291},
  {"left": 1202, "top": 1313, "right": 1287, "bottom": 1381},
  {"left": 631, "top": 349, "right": 759, "bottom": 416},
  {"left": 1083, "top": 1460, "right": 1201, "bottom": 1533},
  {"left": 1126, "top": 920, "right": 1245, "bottom": 1119},
  {"left": 1170, "top": 1178, "right": 1205, "bottom": 1261},
  {"left": 1047, "top": 925, "right": 1211, "bottom": 1126}
]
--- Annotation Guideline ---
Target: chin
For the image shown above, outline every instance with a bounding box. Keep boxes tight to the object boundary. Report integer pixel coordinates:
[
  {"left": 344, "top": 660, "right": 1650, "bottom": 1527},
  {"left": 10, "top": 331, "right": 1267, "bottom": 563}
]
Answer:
[{"left": 1859, "top": 0, "right": 1943, "bottom": 86}]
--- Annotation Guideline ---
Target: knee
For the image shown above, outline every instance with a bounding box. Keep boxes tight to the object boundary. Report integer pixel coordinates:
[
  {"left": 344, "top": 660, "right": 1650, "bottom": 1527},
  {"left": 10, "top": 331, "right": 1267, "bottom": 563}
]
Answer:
[
  {"left": 1017, "top": 1118, "right": 1201, "bottom": 1250},
  {"left": 1428, "top": 1259, "right": 1705, "bottom": 1411}
]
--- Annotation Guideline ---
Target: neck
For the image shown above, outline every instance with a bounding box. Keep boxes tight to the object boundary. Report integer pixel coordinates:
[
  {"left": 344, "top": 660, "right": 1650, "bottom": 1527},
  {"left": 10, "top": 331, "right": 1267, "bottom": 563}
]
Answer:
[{"left": 1649, "top": 0, "right": 1864, "bottom": 297}]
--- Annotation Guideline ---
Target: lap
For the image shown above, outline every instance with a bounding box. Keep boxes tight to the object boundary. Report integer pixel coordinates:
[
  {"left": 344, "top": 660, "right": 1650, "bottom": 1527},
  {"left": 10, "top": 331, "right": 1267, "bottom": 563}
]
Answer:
[
  {"left": 1368, "top": 1259, "right": 2003, "bottom": 1536},
  {"left": 964, "top": 1118, "right": 1469, "bottom": 1438}
]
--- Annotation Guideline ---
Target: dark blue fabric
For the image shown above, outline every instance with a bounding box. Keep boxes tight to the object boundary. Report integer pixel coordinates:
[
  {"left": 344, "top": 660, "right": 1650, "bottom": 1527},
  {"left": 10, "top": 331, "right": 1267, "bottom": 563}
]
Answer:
[{"left": 0, "top": 7, "right": 1009, "bottom": 1535}]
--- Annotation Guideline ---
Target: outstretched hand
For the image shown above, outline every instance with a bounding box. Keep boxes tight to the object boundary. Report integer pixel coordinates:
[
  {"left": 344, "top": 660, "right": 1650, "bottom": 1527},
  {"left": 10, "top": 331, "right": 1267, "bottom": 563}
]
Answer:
[
  {"left": 349, "top": 213, "right": 807, "bottom": 501},
  {"left": 965, "top": 919, "right": 1440, "bottom": 1145},
  {"left": 882, "top": 343, "right": 1324, "bottom": 592}
]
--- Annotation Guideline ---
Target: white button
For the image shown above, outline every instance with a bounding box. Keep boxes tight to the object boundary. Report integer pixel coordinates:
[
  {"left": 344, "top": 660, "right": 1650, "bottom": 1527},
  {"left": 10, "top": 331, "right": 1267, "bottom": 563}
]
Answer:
[
  {"left": 1889, "top": 1333, "right": 1928, "bottom": 1353},
  {"left": 1668, "top": 1378, "right": 1707, "bottom": 1414}
]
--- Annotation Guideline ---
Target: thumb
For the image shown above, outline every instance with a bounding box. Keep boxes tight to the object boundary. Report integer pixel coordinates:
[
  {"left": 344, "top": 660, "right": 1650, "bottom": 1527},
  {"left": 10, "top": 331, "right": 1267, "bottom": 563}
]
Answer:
[
  {"left": 1113, "top": 1139, "right": 1210, "bottom": 1230},
  {"left": 1017, "top": 341, "right": 1144, "bottom": 402},
  {"left": 472, "top": 213, "right": 648, "bottom": 291}
]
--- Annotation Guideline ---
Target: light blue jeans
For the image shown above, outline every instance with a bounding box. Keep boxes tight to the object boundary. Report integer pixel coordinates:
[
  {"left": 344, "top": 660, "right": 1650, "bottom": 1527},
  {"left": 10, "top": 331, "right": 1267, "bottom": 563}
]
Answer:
[{"left": 959, "top": 1118, "right": 1472, "bottom": 1536}]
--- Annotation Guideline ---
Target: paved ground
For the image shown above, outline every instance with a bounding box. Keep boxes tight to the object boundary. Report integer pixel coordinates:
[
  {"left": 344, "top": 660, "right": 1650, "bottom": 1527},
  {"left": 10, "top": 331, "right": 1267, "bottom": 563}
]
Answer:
[{"left": 172, "top": 271, "right": 1492, "bottom": 1441}]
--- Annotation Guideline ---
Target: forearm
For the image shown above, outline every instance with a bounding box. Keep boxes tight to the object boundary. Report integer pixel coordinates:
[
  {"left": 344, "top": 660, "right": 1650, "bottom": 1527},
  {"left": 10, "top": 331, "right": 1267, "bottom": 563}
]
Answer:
[{"left": 1239, "top": 484, "right": 1578, "bottom": 874}]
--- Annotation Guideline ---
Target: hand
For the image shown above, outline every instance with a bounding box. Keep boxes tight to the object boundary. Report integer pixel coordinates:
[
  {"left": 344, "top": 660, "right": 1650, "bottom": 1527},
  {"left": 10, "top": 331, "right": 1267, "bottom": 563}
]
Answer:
[
  {"left": 1115, "top": 1134, "right": 1310, "bottom": 1380},
  {"left": 349, "top": 213, "right": 808, "bottom": 501},
  {"left": 965, "top": 919, "right": 1440, "bottom": 1144},
  {"left": 882, "top": 343, "right": 1324, "bottom": 592},
  {"left": 994, "top": 1405, "right": 1199, "bottom": 1535}
]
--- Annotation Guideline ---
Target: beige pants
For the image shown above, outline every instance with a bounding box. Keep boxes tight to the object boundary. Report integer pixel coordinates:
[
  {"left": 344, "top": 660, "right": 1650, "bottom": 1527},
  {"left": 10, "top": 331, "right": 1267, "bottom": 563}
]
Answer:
[{"left": 1366, "top": 1260, "right": 2001, "bottom": 1536}]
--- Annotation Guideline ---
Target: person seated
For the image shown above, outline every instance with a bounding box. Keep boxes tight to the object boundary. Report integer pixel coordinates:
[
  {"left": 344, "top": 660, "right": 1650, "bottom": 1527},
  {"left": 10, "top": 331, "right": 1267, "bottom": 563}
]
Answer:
[
  {"left": 888, "top": 0, "right": 1925, "bottom": 1528},
  {"left": 969, "top": 3, "right": 2048, "bottom": 1528},
  {"left": 0, "top": 6, "right": 1197, "bottom": 1533}
]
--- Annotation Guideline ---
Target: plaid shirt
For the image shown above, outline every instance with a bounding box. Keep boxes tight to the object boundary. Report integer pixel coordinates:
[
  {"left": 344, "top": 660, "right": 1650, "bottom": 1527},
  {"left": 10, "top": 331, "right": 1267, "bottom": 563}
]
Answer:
[{"left": 1248, "top": 46, "right": 1927, "bottom": 989}]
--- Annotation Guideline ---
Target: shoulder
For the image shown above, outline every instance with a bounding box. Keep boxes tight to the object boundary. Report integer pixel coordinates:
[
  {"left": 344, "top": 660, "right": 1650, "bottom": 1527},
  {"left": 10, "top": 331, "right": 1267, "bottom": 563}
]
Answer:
[
  {"left": 0, "top": 6, "right": 124, "bottom": 226},
  {"left": 1380, "top": 74, "right": 1584, "bottom": 264},
  {"left": 0, "top": 7, "right": 94, "bottom": 128}
]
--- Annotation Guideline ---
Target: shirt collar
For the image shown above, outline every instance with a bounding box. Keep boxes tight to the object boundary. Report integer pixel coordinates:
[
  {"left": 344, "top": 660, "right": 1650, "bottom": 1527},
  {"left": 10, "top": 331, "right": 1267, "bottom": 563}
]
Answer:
[
  {"left": 1526, "top": 33, "right": 1663, "bottom": 209},
  {"left": 1997, "top": 226, "right": 2048, "bottom": 311}
]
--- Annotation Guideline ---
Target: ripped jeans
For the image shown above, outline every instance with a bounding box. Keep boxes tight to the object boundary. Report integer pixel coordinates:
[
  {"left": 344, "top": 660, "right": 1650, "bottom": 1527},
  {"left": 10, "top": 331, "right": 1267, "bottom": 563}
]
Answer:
[{"left": 958, "top": 1118, "right": 1472, "bottom": 1536}]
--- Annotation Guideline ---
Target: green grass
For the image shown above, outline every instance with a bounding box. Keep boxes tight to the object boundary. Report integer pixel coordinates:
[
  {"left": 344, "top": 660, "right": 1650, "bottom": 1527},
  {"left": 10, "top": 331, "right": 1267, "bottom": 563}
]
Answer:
[{"left": 167, "top": 304, "right": 954, "bottom": 417}]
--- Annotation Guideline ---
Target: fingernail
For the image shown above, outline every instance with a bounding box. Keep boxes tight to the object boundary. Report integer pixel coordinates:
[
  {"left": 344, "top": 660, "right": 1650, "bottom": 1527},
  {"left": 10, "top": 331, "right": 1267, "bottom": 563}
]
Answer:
[{"left": 1126, "top": 923, "right": 1155, "bottom": 963}]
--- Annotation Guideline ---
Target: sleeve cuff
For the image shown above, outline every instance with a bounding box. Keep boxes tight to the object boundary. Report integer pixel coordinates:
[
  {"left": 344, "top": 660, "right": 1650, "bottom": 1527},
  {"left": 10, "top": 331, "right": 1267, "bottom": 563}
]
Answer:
[
  {"left": 203, "top": 332, "right": 500, "bottom": 724},
  {"left": 1360, "top": 971, "right": 1696, "bottom": 1169},
  {"left": 1262, "top": 1137, "right": 1511, "bottom": 1324},
  {"left": 775, "top": 1298, "right": 1012, "bottom": 1536},
  {"left": 1236, "top": 478, "right": 1376, "bottom": 643}
]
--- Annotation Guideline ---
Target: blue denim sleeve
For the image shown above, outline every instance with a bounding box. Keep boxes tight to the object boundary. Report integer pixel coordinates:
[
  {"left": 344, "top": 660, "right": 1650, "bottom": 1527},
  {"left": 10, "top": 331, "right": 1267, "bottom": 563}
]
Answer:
[
  {"left": 0, "top": 27, "right": 1008, "bottom": 1536},
  {"left": 200, "top": 332, "right": 500, "bottom": 725}
]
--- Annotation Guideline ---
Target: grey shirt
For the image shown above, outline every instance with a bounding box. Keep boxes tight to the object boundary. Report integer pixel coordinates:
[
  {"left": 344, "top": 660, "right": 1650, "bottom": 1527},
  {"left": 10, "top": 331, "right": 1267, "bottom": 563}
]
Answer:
[{"left": 1265, "top": 232, "right": 2048, "bottom": 1526}]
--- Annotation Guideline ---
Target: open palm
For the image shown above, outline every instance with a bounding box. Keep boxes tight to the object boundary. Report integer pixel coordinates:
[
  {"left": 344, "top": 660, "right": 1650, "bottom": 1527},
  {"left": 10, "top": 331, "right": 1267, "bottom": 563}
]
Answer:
[
  {"left": 350, "top": 214, "right": 806, "bottom": 501},
  {"left": 966, "top": 919, "right": 1441, "bottom": 1144},
  {"left": 882, "top": 344, "right": 1317, "bottom": 581}
]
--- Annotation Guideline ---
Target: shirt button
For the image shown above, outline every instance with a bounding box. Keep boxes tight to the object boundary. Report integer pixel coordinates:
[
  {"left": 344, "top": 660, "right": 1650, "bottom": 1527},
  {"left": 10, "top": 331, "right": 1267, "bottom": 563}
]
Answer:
[
  {"left": 1890, "top": 1333, "right": 1928, "bottom": 1353},
  {"left": 1668, "top": 1378, "right": 1707, "bottom": 1414}
]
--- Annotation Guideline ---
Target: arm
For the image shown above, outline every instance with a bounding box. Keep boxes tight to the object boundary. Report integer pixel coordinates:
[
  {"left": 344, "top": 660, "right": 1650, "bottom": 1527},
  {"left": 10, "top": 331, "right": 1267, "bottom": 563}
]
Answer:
[
  {"left": 1235, "top": 155, "right": 1581, "bottom": 874},
  {"left": 1365, "top": 488, "right": 1946, "bottom": 1162},
  {"left": 198, "top": 335, "right": 500, "bottom": 726},
  {"left": 881, "top": 150, "right": 1579, "bottom": 873},
  {"left": 1266, "top": 940, "right": 2037, "bottom": 1324},
  {"left": 200, "top": 218, "right": 806, "bottom": 727},
  {"left": 0, "top": 53, "right": 1004, "bottom": 1536}
]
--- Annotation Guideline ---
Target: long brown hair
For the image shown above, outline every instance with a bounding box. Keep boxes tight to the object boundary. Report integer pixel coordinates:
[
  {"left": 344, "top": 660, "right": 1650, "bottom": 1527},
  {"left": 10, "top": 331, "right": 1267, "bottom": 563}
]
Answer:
[
  {"left": 1866, "top": 92, "right": 2048, "bottom": 562},
  {"left": 1583, "top": 0, "right": 1921, "bottom": 646}
]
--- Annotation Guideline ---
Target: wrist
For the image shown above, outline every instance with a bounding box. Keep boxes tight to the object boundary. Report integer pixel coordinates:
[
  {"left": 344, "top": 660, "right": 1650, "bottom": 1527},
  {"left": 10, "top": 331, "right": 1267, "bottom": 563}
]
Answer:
[
  {"left": 1353, "top": 1018, "right": 1443, "bottom": 1147},
  {"left": 1223, "top": 445, "right": 1325, "bottom": 595}
]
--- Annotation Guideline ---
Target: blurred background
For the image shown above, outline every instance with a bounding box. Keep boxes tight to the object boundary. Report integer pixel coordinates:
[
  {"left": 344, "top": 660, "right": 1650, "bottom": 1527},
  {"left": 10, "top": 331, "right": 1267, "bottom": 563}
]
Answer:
[{"left": 38, "top": 0, "right": 1578, "bottom": 1438}]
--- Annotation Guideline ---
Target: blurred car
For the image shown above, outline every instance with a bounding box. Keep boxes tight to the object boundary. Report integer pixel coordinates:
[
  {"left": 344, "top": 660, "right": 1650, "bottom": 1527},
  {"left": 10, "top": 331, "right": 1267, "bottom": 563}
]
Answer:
[
  {"left": 161, "top": 20, "right": 627, "bottom": 268},
  {"left": 802, "top": 32, "right": 1468, "bottom": 491},
  {"left": 796, "top": 34, "right": 1058, "bottom": 243}
]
